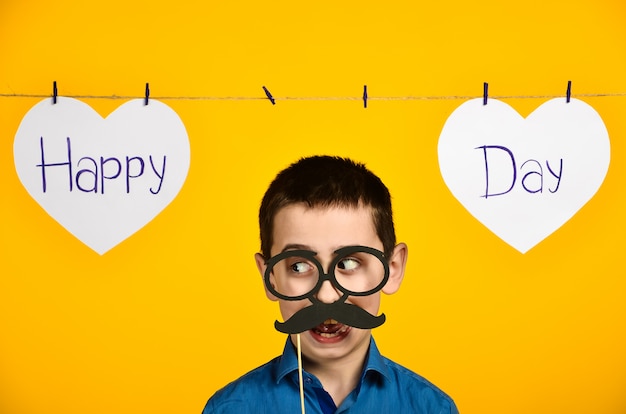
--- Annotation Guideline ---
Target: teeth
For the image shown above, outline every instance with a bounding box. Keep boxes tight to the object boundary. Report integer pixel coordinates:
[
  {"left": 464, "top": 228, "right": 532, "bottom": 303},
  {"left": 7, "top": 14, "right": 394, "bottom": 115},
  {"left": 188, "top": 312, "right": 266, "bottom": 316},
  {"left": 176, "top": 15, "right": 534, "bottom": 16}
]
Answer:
[
  {"left": 316, "top": 325, "right": 349, "bottom": 338},
  {"left": 324, "top": 319, "right": 338, "bottom": 324}
]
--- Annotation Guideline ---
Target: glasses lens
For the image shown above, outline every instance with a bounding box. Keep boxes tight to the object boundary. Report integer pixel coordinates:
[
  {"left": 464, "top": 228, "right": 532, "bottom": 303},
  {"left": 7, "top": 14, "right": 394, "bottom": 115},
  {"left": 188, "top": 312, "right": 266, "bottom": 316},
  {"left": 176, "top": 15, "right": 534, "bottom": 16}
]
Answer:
[
  {"left": 268, "top": 255, "right": 320, "bottom": 298},
  {"left": 333, "top": 250, "right": 385, "bottom": 295}
]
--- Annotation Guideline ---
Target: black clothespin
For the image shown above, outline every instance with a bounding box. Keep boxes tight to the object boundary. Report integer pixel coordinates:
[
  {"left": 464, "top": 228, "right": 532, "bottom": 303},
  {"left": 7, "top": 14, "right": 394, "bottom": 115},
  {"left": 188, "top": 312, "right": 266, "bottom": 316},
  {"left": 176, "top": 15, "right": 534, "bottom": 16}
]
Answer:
[
  {"left": 483, "top": 82, "right": 488, "bottom": 105},
  {"left": 363, "top": 85, "right": 368, "bottom": 108},
  {"left": 52, "top": 81, "right": 58, "bottom": 104},
  {"left": 566, "top": 80, "right": 572, "bottom": 103},
  {"left": 145, "top": 83, "right": 150, "bottom": 105},
  {"left": 262, "top": 86, "right": 276, "bottom": 105}
]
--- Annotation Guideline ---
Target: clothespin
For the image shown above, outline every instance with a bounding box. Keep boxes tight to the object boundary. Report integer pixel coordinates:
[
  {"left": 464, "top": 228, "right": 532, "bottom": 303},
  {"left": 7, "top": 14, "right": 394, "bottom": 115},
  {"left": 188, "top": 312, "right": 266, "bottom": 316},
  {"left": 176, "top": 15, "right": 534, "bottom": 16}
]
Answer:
[
  {"left": 363, "top": 85, "right": 368, "bottom": 108},
  {"left": 566, "top": 80, "right": 572, "bottom": 103},
  {"left": 262, "top": 86, "right": 276, "bottom": 105},
  {"left": 483, "top": 82, "right": 488, "bottom": 105},
  {"left": 52, "top": 81, "right": 58, "bottom": 104}
]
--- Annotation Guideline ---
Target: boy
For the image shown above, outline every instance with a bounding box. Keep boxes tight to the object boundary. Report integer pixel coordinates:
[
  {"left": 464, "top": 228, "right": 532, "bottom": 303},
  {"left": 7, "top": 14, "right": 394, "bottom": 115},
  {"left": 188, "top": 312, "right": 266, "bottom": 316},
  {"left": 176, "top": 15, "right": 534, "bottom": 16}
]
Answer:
[{"left": 203, "top": 156, "right": 457, "bottom": 413}]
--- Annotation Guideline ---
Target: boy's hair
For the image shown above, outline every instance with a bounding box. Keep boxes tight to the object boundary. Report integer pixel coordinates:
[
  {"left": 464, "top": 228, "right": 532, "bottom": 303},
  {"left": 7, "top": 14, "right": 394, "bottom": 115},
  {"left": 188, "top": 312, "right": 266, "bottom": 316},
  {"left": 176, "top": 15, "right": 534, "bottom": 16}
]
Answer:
[{"left": 259, "top": 155, "right": 397, "bottom": 259}]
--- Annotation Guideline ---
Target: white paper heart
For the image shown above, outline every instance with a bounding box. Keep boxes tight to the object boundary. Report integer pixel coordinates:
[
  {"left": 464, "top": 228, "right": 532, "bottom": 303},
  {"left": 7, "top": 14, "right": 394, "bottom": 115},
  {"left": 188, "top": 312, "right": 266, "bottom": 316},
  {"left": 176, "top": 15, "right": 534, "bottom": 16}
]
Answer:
[
  {"left": 14, "top": 97, "right": 190, "bottom": 255},
  {"left": 438, "top": 98, "right": 610, "bottom": 253}
]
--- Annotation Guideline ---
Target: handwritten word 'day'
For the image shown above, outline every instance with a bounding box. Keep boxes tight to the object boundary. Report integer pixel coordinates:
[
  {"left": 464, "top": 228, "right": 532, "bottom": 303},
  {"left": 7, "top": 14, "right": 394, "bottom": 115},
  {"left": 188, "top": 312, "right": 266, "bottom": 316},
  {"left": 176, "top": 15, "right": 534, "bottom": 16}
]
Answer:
[
  {"left": 438, "top": 98, "right": 610, "bottom": 253},
  {"left": 37, "top": 136, "right": 166, "bottom": 195},
  {"left": 475, "top": 145, "right": 563, "bottom": 198}
]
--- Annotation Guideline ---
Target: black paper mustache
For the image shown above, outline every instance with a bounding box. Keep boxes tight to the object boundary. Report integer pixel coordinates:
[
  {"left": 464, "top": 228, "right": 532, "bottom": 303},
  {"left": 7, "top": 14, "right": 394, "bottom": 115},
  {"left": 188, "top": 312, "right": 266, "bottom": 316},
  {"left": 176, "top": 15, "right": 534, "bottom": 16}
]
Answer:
[{"left": 274, "top": 302, "right": 386, "bottom": 334}]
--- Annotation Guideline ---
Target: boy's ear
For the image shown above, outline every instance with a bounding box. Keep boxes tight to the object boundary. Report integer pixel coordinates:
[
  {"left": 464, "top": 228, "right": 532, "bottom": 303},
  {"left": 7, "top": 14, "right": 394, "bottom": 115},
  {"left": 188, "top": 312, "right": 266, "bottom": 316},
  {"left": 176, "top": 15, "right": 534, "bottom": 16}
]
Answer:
[
  {"left": 255, "top": 253, "right": 279, "bottom": 301},
  {"left": 382, "top": 243, "right": 408, "bottom": 295}
]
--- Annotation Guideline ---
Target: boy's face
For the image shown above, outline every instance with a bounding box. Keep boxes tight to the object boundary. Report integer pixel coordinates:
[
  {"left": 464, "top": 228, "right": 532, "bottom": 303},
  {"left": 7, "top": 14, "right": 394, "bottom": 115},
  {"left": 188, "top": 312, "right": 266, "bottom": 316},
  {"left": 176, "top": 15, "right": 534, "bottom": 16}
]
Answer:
[{"left": 255, "top": 203, "right": 407, "bottom": 365}]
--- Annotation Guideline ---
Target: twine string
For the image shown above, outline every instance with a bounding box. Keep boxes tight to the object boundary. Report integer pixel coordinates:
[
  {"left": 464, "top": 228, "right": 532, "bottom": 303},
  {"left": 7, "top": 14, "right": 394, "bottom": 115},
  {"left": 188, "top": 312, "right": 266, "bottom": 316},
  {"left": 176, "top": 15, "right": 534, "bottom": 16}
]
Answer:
[{"left": 1, "top": 92, "right": 626, "bottom": 101}]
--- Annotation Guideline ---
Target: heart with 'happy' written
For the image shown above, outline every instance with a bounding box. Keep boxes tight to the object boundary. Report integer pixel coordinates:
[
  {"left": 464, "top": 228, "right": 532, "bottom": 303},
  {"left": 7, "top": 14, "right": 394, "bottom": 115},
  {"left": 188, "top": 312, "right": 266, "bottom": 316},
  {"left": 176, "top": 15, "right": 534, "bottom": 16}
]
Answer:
[{"left": 13, "top": 97, "right": 190, "bottom": 255}]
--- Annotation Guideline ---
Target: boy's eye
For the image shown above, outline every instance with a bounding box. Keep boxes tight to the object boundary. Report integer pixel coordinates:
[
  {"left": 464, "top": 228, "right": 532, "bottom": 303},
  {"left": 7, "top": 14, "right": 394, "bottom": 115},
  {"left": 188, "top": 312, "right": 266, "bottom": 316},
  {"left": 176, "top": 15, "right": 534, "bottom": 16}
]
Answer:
[
  {"left": 290, "top": 262, "right": 313, "bottom": 274},
  {"left": 337, "top": 258, "right": 359, "bottom": 271}
]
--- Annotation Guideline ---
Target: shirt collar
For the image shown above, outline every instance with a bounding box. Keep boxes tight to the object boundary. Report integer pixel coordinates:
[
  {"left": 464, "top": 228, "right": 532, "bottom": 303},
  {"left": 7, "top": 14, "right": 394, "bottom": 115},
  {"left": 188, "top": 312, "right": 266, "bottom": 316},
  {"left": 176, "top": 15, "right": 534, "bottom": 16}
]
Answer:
[
  {"left": 274, "top": 335, "right": 391, "bottom": 385},
  {"left": 362, "top": 337, "right": 391, "bottom": 382}
]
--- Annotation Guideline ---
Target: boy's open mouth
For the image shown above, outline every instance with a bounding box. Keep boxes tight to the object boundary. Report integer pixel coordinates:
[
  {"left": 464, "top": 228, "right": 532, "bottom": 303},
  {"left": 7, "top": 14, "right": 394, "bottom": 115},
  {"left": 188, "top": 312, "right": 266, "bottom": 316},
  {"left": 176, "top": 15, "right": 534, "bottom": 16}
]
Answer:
[{"left": 311, "top": 318, "right": 350, "bottom": 338}]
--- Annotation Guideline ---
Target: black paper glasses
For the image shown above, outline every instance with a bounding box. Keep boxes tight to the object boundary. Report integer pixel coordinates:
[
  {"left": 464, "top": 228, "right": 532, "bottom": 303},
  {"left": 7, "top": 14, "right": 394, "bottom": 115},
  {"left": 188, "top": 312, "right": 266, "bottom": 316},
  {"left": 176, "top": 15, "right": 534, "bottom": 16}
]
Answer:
[{"left": 263, "top": 245, "right": 390, "bottom": 302}]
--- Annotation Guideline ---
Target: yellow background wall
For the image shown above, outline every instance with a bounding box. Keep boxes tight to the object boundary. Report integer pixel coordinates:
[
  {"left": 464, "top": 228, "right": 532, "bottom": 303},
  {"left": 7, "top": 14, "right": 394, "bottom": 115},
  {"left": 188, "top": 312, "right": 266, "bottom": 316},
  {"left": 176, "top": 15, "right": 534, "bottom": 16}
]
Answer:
[{"left": 1, "top": 1, "right": 625, "bottom": 413}]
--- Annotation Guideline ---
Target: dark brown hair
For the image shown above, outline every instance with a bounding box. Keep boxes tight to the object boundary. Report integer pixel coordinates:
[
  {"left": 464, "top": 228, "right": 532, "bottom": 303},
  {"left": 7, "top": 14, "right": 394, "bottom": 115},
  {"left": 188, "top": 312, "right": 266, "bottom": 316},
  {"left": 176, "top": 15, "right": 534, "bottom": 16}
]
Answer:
[{"left": 259, "top": 156, "right": 396, "bottom": 258}]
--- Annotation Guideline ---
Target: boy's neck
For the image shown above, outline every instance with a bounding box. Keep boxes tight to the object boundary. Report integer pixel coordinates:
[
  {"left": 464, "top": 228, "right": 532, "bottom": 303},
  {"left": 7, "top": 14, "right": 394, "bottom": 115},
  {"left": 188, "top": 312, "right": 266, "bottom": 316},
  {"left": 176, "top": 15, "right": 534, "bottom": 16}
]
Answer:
[{"left": 301, "top": 336, "right": 371, "bottom": 407}]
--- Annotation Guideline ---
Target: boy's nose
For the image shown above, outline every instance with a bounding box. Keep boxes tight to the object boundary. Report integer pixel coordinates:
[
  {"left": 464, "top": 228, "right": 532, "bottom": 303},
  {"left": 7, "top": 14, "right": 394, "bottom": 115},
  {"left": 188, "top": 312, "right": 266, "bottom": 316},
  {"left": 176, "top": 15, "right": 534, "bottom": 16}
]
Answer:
[{"left": 315, "top": 280, "right": 342, "bottom": 303}]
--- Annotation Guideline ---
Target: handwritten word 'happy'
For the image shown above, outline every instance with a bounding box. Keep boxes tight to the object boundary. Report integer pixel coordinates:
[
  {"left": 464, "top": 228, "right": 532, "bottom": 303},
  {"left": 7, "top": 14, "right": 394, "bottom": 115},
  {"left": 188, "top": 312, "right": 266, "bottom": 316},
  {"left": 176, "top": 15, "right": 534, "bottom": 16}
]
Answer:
[
  {"left": 36, "top": 137, "right": 166, "bottom": 195},
  {"left": 476, "top": 145, "right": 563, "bottom": 198}
]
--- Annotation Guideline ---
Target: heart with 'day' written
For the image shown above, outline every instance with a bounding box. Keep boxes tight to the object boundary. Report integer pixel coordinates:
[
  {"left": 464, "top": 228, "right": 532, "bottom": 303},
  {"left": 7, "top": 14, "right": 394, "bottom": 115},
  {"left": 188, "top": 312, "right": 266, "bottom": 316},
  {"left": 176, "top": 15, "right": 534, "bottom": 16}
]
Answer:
[
  {"left": 438, "top": 98, "right": 610, "bottom": 253},
  {"left": 14, "top": 97, "right": 191, "bottom": 255}
]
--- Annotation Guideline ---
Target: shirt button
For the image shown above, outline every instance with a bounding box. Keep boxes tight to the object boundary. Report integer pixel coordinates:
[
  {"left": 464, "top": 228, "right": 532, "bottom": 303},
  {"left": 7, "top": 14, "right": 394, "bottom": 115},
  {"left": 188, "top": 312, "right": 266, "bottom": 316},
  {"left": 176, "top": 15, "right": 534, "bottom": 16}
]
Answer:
[{"left": 305, "top": 378, "right": 312, "bottom": 383}]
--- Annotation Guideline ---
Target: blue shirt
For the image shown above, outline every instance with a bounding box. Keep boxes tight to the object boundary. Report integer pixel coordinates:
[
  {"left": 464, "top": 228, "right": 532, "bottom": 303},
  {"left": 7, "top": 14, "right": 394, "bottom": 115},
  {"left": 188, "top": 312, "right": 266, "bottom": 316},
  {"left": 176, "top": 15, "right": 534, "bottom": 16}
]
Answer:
[{"left": 202, "top": 337, "right": 458, "bottom": 414}]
